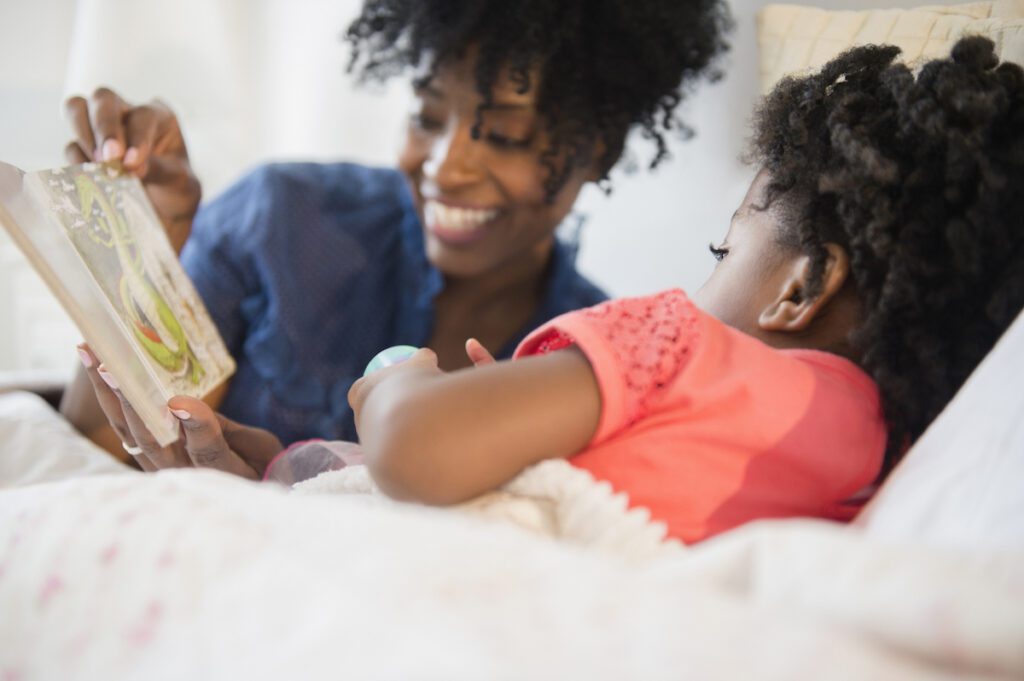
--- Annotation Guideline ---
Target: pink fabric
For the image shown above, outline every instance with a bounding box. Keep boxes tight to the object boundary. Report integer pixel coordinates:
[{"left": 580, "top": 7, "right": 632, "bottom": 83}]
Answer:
[{"left": 515, "top": 290, "right": 886, "bottom": 543}]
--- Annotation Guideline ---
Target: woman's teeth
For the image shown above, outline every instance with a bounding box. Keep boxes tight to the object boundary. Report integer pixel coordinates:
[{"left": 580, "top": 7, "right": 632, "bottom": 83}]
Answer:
[{"left": 425, "top": 200, "right": 499, "bottom": 232}]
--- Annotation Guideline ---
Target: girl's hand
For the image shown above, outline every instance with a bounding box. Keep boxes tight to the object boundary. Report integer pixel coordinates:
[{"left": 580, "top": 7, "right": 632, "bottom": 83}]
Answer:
[
  {"left": 465, "top": 338, "right": 496, "bottom": 366},
  {"left": 348, "top": 348, "right": 441, "bottom": 427},
  {"left": 77, "top": 345, "right": 282, "bottom": 478},
  {"left": 63, "top": 88, "right": 201, "bottom": 254}
]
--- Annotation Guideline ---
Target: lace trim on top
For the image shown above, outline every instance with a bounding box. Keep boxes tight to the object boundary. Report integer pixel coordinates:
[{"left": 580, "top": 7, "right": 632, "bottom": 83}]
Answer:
[{"left": 529, "top": 290, "right": 701, "bottom": 430}]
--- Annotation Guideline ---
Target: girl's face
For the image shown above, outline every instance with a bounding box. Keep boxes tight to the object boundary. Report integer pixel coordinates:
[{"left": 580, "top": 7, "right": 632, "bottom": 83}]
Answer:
[
  {"left": 693, "top": 171, "right": 797, "bottom": 342},
  {"left": 694, "top": 170, "right": 861, "bottom": 353},
  {"left": 398, "top": 53, "right": 598, "bottom": 279}
]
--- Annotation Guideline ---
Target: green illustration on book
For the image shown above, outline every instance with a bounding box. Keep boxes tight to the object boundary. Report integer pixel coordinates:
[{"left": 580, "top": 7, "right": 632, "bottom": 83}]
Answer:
[
  {"left": 0, "top": 159, "right": 235, "bottom": 446},
  {"left": 74, "top": 174, "right": 204, "bottom": 384}
]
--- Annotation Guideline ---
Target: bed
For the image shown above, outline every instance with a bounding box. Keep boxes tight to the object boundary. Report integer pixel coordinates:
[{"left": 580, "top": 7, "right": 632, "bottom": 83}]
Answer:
[{"left": 2, "top": 4, "right": 1023, "bottom": 678}]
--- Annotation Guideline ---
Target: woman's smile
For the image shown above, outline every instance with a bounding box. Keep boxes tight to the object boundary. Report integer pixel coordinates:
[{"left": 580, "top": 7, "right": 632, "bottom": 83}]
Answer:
[{"left": 423, "top": 199, "right": 502, "bottom": 246}]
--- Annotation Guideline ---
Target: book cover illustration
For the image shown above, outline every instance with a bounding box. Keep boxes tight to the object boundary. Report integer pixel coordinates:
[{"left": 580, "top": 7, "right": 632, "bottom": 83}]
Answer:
[
  {"left": 0, "top": 161, "right": 234, "bottom": 445},
  {"left": 33, "top": 163, "right": 232, "bottom": 393},
  {"left": 33, "top": 164, "right": 233, "bottom": 395}
]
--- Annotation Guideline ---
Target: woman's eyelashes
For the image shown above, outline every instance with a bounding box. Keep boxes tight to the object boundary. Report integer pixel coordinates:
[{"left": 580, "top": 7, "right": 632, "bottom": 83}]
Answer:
[
  {"left": 410, "top": 114, "right": 530, "bottom": 150},
  {"left": 708, "top": 243, "right": 730, "bottom": 262},
  {"left": 484, "top": 131, "right": 532, "bottom": 150}
]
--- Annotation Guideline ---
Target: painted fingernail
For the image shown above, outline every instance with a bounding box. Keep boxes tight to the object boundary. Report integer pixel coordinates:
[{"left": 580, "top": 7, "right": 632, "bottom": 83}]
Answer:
[
  {"left": 97, "top": 367, "right": 118, "bottom": 390},
  {"left": 77, "top": 347, "right": 93, "bottom": 368},
  {"left": 170, "top": 409, "right": 192, "bottom": 421},
  {"left": 101, "top": 138, "right": 123, "bottom": 162},
  {"left": 123, "top": 147, "right": 139, "bottom": 166}
]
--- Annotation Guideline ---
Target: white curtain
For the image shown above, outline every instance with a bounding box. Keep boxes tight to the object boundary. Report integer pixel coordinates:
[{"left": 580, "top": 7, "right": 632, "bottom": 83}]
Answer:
[{"left": 63, "top": 0, "right": 412, "bottom": 196}]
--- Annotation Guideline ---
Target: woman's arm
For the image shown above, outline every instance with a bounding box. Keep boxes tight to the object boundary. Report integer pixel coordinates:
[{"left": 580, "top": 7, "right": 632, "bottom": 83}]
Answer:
[{"left": 350, "top": 347, "right": 601, "bottom": 505}]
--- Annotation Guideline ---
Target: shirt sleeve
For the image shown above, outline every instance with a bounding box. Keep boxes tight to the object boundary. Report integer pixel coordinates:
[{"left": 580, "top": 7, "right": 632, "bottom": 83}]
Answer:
[
  {"left": 180, "top": 169, "right": 268, "bottom": 356},
  {"left": 514, "top": 289, "right": 701, "bottom": 445}
]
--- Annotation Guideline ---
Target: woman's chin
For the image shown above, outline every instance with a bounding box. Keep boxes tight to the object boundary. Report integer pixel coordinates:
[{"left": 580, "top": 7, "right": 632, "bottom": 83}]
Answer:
[{"left": 425, "top": 239, "right": 495, "bottom": 279}]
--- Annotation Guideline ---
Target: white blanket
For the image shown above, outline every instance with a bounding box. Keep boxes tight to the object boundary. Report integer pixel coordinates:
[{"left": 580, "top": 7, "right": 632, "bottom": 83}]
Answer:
[
  {"left": 0, "top": 398, "right": 1021, "bottom": 680},
  {"left": 293, "top": 459, "right": 679, "bottom": 562}
]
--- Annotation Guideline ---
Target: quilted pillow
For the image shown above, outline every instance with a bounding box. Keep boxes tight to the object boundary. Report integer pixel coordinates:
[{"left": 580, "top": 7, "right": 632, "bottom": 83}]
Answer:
[{"left": 757, "top": 0, "right": 1024, "bottom": 92}]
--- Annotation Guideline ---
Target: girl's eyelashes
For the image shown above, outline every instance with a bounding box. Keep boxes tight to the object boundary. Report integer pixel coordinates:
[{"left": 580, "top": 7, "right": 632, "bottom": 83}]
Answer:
[
  {"left": 708, "top": 243, "right": 729, "bottom": 262},
  {"left": 410, "top": 112, "right": 443, "bottom": 132}
]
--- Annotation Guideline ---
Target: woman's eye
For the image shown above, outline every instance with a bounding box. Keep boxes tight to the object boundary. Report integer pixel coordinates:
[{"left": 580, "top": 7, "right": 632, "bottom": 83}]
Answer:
[
  {"left": 708, "top": 243, "right": 729, "bottom": 262},
  {"left": 485, "top": 132, "right": 531, "bottom": 150}
]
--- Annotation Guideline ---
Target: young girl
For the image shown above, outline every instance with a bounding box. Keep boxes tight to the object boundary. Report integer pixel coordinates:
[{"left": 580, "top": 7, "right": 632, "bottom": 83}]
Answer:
[{"left": 86, "top": 38, "right": 1024, "bottom": 543}]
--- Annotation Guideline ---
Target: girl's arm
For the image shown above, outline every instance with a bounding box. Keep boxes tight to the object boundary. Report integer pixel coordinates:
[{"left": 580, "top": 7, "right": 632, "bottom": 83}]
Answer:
[{"left": 349, "top": 347, "right": 600, "bottom": 505}]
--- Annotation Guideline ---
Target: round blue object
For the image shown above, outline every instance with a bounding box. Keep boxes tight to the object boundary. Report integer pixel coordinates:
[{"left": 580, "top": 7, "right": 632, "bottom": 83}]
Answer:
[{"left": 363, "top": 345, "right": 419, "bottom": 377}]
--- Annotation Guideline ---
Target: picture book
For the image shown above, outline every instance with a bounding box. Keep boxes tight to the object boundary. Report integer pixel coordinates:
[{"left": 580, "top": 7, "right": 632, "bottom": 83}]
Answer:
[{"left": 0, "top": 161, "right": 235, "bottom": 446}]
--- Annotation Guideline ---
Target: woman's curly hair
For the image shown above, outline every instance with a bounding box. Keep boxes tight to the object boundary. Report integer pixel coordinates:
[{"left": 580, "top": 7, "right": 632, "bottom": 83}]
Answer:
[
  {"left": 751, "top": 37, "right": 1024, "bottom": 467},
  {"left": 345, "top": 0, "right": 731, "bottom": 198}
]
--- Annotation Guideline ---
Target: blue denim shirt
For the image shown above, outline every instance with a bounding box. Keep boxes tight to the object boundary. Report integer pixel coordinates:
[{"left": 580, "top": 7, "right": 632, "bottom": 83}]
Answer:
[{"left": 182, "top": 162, "right": 607, "bottom": 444}]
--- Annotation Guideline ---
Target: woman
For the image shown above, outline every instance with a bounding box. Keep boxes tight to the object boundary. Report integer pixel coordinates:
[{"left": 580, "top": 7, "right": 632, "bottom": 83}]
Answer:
[{"left": 61, "top": 0, "right": 731, "bottom": 457}]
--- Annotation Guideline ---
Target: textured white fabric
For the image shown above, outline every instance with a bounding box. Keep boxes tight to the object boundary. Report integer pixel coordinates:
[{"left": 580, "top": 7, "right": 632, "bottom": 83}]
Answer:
[
  {"left": 757, "top": 1, "right": 1024, "bottom": 92},
  {"left": 0, "top": 391, "right": 130, "bottom": 488},
  {"left": 1, "top": 467, "right": 1021, "bottom": 680},
  {"left": 295, "top": 459, "right": 678, "bottom": 562}
]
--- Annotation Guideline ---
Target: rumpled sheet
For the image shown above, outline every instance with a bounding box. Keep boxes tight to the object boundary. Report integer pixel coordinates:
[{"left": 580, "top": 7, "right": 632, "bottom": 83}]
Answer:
[{"left": 1, "top": 458, "right": 1021, "bottom": 680}]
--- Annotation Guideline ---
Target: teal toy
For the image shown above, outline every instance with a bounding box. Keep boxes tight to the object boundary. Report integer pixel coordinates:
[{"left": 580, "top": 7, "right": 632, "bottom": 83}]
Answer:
[
  {"left": 264, "top": 344, "right": 421, "bottom": 486},
  {"left": 363, "top": 345, "right": 419, "bottom": 376}
]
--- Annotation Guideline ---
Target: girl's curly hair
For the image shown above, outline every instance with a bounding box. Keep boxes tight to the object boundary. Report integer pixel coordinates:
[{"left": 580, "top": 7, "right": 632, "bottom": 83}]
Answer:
[
  {"left": 751, "top": 37, "right": 1024, "bottom": 467},
  {"left": 345, "top": 0, "right": 731, "bottom": 199}
]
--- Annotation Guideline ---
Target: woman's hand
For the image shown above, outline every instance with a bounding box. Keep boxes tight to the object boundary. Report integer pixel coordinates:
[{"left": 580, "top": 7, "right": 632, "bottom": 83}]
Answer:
[
  {"left": 63, "top": 87, "right": 201, "bottom": 254},
  {"left": 77, "top": 345, "right": 282, "bottom": 478}
]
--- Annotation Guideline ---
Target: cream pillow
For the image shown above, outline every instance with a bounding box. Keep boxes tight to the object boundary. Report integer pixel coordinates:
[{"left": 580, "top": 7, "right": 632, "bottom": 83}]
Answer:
[{"left": 757, "top": 0, "right": 1024, "bottom": 92}]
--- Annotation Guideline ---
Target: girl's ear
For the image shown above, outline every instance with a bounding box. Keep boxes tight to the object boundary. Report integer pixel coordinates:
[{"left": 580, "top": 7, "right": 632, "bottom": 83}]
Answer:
[{"left": 758, "top": 243, "right": 850, "bottom": 333}]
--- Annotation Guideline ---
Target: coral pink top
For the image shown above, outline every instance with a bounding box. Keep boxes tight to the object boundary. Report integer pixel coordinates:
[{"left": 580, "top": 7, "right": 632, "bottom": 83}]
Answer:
[{"left": 514, "top": 290, "right": 886, "bottom": 544}]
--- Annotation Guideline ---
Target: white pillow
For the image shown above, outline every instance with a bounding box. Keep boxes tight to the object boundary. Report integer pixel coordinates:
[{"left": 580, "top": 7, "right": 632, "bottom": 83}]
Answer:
[
  {"left": 855, "top": 309, "right": 1024, "bottom": 552},
  {"left": 0, "top": 391, "right": 129, "bottom": 488}
]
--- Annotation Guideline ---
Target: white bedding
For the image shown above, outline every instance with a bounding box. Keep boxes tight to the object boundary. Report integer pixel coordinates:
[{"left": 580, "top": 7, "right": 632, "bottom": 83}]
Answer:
[
  {"left": 2, "top": 307, "right": 1023, "bottom": 679},
  {"left": 1, "top": 465, "right": 1021, "bottom": 681}
]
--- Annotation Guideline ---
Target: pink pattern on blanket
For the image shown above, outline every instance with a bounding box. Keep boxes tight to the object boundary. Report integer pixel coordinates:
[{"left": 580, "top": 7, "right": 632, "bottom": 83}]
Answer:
[
  {"left": 126, "top": 600, "right": 165, "bottom": 647},
  {"left": 37, "top": 574, "right": 63, "bottom": 608}
]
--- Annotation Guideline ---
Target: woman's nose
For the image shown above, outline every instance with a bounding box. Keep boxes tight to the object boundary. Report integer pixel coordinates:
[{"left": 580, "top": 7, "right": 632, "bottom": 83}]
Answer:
[{"left": 422, "top": 121, "right": 483, "bottom": 189}]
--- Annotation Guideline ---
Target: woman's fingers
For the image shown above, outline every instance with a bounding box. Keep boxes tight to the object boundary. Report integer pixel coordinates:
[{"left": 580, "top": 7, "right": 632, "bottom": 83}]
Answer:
[
  {"left": 94, "top": 365, "right": 189, "bottom": 470},
  {"left": 465, "top": 338, "right": 496, "bottom": 366},
  {"left": 77, "top": 345, "right": 134, "bottom": 445},
  {"left": 63, "top": 96, "right": 97, "bottom": 162},
  {"left": 87, "top": 87, "right": 128, "bottom": 161},
  {"left": 121, "top": 105, "right": 160, "bottom": 175},
  {"left": 113, "top": 389, "right": 188, "bottom": 470},
  {"left": 64, "top": 141, "right": 90, "bottom": 165},
  {"left": 168, "top": 398, "right": 260, "bottom": 479}
]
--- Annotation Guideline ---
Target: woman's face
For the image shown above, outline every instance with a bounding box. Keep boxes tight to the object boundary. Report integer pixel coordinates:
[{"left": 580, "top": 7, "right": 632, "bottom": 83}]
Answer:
[{"left": 398, "top": 54, "right": 597, "bottom": 279}]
